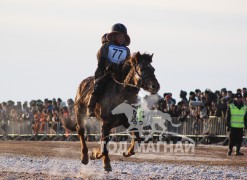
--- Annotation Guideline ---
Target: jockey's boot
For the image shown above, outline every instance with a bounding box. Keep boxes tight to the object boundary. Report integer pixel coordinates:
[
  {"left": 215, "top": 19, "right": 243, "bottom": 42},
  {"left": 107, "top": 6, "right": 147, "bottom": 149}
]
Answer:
[{"left": 86, "top": 95, "right": 98, "bottom": 117}]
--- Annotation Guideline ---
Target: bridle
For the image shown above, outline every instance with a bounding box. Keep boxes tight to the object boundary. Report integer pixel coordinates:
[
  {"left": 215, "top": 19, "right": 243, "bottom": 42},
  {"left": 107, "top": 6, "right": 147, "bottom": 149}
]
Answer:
[
  {"left": 134, "top": 64, "right": 156, "bottom": 87},
  {"left": 112, "top": 63, "right": 155, "bottom": 89}
]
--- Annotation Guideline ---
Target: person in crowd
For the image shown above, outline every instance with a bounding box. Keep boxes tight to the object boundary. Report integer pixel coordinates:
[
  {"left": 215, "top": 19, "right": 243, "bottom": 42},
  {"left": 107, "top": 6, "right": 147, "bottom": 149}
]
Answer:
[
  {"left": 21, "top": 101, "right": 31, "bottom": 133},
  {"left": 157, "top": 94, "right": 166, "bottom": 113},
  {"left": 33, "top": 109, "right": 42, "bottom": 136},
  {"left": 57, "top": 98, "right": 62, "bottom": 110},
  {"left": 67, "top": 98, "right": 75, "bottom": 115},
  {"left": 164, "top": 93, "right": 174, "bottom": 112},
  {"left": 87, "top": 23, "right": 131, "bottom": 117},
  {"left": 244, "top": 93, "right": 247, "bottom": 106},
  {"left": 227, "top": 91, "right": 234, "bottom": 103},
  {"left": 241, "top": 88, "right": 247, "bottom": 105},
  {"left": 226, "top": 93, "right": 247, "bottom": 155},
  {"left": 195, "top": 89, "right": 202, "bottom": 101},
  {"left": 242, "top": 87, "right": 247, "bottom": 96},
  {"left": 177, "top": 101, "right": 190, "bottom": 122},
  {"left": 179, "top": 90, "right": 188, "bottom": 104},
  {"left": 40, "top": 109, "right": 48, "bottom": 133},
  {"left": 52, "top": 100, "right": 59, "bottom": 112},
  {"left": 169, "top": 104, "right": 180, "bottom": 117},
  {"left": 52, "top": 109, "right": 61, "bottom": 133},
  {"left": 168, "top": 93, "right": 176, "bottom": 105},
  {"left": 188, "top": 91, "right": 196, "bottom": 102},
  {"left": 47, "top": 100, "right": 53, "bottom": 114}
]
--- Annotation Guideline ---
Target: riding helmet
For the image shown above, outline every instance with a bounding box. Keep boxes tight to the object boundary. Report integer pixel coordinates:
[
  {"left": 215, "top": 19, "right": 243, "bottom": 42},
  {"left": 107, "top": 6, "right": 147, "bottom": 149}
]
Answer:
[{"left": 106, "top": 23, "right": 130, "bottom": 46}]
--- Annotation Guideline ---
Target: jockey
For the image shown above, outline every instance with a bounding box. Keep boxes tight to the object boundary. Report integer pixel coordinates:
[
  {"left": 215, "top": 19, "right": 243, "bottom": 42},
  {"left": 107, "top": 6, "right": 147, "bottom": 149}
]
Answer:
[{"left": 87, "top": 23, "right": 131, "bottom": 117}]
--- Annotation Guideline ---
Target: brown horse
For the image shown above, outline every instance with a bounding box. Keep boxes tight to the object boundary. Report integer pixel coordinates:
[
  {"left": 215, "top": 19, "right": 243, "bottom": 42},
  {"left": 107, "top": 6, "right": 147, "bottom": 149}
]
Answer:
[{"left": 63, "top": 52, "right": 160, "bottom": 171}]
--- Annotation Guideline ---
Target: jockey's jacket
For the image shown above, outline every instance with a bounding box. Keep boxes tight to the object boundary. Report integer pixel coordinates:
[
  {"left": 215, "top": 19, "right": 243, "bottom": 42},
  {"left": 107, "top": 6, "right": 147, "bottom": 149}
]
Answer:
[
  {"left": 95, "top": 42, "right": 130, "bottom": 78},
  {"left": 229, "top": 103, "right": 246, "bottom": 128}
]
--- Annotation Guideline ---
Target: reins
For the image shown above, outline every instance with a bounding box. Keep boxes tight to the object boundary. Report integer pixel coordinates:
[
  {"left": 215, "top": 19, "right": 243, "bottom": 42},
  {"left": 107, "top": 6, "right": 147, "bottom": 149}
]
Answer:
[
  {"left": 111, "top": 75, "right": 140, "bottom": 89},
  {"left": 74, "top": 61, "right": 155, "bottom": 106}
]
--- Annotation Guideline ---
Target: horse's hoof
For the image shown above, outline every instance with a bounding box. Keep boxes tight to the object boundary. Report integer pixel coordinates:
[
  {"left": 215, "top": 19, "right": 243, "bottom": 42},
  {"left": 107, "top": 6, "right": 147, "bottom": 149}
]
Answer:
[
  {"left": 90, "top": 148, "right": 103, "bottom": 160},
  {"left": 123, "top": 152, "right": 135, "bottom": 157},
  {"left": 90, "top": 151, "right": 96, "bottom": 160},
  {"left": 81, "top": 154, "right": 89, "bottom": 165},
  {"left": 96, "top": 153, "right": 104, "bottom": 159}
]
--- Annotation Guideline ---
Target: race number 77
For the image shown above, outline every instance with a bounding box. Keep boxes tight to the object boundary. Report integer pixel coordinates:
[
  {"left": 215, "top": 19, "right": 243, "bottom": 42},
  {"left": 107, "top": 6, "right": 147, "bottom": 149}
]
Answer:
[{"left": 112, "top": 48, "right": 123, "bottom": 59}]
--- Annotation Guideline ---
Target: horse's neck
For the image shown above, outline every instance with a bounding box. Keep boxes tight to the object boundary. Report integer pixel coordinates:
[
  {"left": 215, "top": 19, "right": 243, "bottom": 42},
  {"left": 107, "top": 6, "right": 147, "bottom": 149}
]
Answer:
[{"left": 124, "top": 68, "right": 135, "bottom": 85}]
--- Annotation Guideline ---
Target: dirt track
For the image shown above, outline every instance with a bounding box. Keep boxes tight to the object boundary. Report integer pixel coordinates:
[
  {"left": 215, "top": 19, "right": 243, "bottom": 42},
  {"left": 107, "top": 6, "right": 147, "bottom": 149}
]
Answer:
[{"left": 0, "top": 141, "right": 247, "bottom": 179}]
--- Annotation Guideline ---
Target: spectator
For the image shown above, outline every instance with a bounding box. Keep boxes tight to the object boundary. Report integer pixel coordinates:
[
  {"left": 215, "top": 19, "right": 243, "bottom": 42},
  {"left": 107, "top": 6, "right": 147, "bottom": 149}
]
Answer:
[
  {"left": 226, "top": 93, "right": 247, "bottom": 155},
  {"left": 157, "top": 95, "right": 166, "bottom": 113},
  {"left": 189, "top": 91, "right": 196, "bottom": 102},
  {"left": 168, "top": 93, "right": 176, "bottom": 105},
  {"left": 67, "top": 99, "right": 75, "bottom": 115},
  {"left": 179, "top": 90, "right": 188, "bottom": 104},
  {"left": 227, "top": 91, "right": 234, "bottom": 103},
  {"left": 195, "top": 89, "right": 202, "bottom": 101}
]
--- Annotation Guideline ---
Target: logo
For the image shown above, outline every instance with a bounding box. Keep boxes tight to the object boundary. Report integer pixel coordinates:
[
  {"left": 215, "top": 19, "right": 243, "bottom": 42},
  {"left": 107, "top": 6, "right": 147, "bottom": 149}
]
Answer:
[{"left": 108, "top": 100, "right": 195, "bottom": 154}]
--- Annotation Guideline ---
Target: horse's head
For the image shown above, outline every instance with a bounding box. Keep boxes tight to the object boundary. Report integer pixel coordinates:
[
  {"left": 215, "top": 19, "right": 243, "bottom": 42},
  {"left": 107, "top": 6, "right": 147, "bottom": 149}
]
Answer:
[{"left": 125, "top": 52, "right": 160, "bottom": 94}]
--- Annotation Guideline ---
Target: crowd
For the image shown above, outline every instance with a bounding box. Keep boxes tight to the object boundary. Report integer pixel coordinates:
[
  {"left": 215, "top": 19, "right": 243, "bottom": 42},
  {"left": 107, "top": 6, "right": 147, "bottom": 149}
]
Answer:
[
  {"left": 0, "top": 87, "right": 246, "bottom": 137},
  {"left": 0, "top": 98, "right": 75, "bottom": 136},
  {"left": 151, "top": 87, "right": 247, "bottom": 123}
]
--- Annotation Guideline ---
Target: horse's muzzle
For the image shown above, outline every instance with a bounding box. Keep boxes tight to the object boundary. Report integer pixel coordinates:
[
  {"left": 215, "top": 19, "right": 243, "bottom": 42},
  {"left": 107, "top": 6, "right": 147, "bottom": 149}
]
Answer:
[{"left": 149, "top": 81, "right": 160, "bottom": 94}]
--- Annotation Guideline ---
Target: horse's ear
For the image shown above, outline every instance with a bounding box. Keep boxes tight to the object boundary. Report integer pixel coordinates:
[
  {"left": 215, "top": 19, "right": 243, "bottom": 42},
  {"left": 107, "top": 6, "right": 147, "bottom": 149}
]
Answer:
[
  {"left": 136, "top": 52, "right": 141, "bottom": 63},
  {"left": 131, "top": 52, "right": 140, "bottom": 66},
  {"left": 149, "top": 53, "right": 154, "bottom": 63}
]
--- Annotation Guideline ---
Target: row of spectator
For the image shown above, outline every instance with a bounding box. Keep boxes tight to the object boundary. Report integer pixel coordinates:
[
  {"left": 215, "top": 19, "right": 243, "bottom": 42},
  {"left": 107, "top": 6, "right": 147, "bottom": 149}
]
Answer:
[
  {"left": 0, "top": 87, "right": 246, "bottom": 135},
  {"left": 144, "top": 87, "right": 247, "bottom": 122},
  {"left": 0, "top": 98, "right": 75, "bottom": 135}
]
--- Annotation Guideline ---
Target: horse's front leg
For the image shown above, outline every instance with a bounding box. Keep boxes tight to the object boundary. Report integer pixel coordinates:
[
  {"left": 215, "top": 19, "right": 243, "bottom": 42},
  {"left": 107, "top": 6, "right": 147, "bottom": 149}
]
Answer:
[
  {"left": 90, "top": 122, "right": 112, "bottom": 171},
  {"left": 123, "top": 129, "right": 142, "bottom": 157},
  {"left": 101, "top": 123, "right": 112, "bottom": 171}
]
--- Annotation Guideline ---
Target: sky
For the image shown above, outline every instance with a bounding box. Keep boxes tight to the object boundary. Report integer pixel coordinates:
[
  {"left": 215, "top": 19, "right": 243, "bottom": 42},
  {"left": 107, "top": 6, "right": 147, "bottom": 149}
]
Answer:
[{"left": 1, "top": 0, "right": 247, "bottom": 103}]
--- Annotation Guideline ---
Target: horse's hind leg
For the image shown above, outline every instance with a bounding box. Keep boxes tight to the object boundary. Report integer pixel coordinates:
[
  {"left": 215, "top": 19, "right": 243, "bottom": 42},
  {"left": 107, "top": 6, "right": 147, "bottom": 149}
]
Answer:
[{"left": 75, "top": 107, "right": 88, "bottom": 165}]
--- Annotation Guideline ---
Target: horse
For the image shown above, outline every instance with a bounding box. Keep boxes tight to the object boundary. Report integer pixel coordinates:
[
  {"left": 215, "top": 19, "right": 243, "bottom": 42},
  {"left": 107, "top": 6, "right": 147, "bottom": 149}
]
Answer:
[{"left": 62, "top": 52, "right": 160, "bottom": 171}]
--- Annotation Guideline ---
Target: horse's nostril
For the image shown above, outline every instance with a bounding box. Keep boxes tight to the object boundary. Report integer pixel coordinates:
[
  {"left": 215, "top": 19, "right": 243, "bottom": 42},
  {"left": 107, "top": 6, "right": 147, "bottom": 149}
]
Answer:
[{"left": 152, "top": 85, "right": 156, "bottom": 89}]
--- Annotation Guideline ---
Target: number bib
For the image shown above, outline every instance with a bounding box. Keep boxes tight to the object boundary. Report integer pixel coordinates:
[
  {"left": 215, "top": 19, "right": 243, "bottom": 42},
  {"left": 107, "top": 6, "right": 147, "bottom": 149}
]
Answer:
[{"left": 108, "top": 45, "right": 127, "bottom": 64}]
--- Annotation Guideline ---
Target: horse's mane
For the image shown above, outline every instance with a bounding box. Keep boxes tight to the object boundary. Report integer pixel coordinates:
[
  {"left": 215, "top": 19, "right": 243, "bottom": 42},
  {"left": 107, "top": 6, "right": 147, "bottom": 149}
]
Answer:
[{"left": 122, "top": 52, "right": 153, "bottom": 84}]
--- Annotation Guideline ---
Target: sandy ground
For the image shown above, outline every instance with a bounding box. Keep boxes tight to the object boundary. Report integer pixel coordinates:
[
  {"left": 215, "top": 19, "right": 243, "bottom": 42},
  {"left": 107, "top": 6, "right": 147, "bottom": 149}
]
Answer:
[{"left": 0, "top": 141, "right": 246, "bottom": 179}]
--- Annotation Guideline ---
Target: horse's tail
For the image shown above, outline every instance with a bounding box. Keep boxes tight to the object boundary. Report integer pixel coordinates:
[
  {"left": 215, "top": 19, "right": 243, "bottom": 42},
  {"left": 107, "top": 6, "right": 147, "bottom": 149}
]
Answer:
[{"left": 60, "top": 115, "right": 77, "bottom": 132}]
